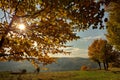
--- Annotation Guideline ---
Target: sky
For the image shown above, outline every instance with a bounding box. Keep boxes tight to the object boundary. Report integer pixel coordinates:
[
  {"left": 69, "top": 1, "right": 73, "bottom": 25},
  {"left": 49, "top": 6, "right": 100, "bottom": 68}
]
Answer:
[{"left": 50, "top": 28, "right": 106, "bottom": 58}]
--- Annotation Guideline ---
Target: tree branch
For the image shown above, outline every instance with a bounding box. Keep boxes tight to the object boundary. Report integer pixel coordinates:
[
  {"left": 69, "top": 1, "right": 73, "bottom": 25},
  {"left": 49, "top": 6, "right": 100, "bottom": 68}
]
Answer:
[
  {"left": 0, "top": 1, "right": 21, "bottom": 48},
  {"left": 15, "top": 5, "right": 49, "bottom": 19}
]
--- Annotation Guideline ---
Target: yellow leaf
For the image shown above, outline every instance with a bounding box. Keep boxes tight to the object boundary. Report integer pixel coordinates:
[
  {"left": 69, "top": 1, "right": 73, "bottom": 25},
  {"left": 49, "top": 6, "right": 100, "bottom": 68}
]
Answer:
[{"left": 0, "top": 3, "right": 2, "bottom": 7}]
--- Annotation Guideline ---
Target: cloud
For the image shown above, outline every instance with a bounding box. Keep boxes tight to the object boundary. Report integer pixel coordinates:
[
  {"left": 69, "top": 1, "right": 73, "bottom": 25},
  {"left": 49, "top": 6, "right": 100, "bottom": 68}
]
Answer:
[
  {"left": 49, "top": 47, "right": 88, "bottom": 58},
  {"left": 81, "top": 35, "right": 105, "bottom": 41}
]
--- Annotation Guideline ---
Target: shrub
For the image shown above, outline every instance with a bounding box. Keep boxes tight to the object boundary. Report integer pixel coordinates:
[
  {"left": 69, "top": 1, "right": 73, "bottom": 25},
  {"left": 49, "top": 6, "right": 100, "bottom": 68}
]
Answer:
[
  {"left": 80, "top": 65, "right": 88, "bottom": 71},
  {"left": 21, "top": 69, "right": 27, "bottom": 74}
]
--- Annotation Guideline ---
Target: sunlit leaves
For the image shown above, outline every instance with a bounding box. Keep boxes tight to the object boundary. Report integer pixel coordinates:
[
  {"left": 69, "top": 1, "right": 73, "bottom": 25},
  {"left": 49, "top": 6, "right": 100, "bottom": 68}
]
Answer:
[
  {"left": 88, "top": 39, "right": 107, "bottom": 62},
  {"left": 0, "top": 0, "right": 111, "bottom": 66}
]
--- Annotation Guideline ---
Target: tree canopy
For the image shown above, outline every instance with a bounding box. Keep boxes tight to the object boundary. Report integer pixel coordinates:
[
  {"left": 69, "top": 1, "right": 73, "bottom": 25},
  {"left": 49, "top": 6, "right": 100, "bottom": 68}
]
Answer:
[
  {"left": 106, "top": 1, "right": 120, "bottom": 51},
  {"left": 88, "top": 39, "right": 116, "bottom": 70},
  {"left": 88, "top": 39, "right": 107, "bottom": 63},
  {"left": 0, "top": 0, "right": 111, "bottom": 66}
]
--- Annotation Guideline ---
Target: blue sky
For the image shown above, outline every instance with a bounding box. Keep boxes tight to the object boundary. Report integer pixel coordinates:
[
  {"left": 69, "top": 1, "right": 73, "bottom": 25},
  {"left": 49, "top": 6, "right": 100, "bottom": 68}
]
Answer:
[{"left": 51, "top": 28, "right": 106, "bottom": 58}]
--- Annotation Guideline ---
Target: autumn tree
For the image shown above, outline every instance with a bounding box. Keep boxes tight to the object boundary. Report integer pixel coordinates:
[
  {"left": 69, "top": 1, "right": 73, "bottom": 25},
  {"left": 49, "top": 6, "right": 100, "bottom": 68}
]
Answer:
[
  {"left": 0, "top": 0, "right": 111, "bottom": 66},
  {"left": 88, "top": 39, "right": 103, "bottom": 69},
  {"left": 108, "top": 50, "right": 120, "bottom": 68},
  {"left": 106, "top": 1, "right": 120, "bottom": 51},
  {"left": 103, "top": 42, "right": 114, "bottom": 70},
  {"left": 88, "top": 39, "right": 102, "bottom": 70},
  {"left": 105, "top": 1, "right": 120, "bottom": 68},
  {"left": 88, "top": 39, "right": 116, "bottom": 70}
]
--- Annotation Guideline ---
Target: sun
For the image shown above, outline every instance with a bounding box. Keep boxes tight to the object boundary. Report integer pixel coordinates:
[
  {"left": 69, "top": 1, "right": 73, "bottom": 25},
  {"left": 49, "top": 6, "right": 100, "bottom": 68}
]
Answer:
[{"left": 18, "top": 24, "right": 25, "bottom": 30}]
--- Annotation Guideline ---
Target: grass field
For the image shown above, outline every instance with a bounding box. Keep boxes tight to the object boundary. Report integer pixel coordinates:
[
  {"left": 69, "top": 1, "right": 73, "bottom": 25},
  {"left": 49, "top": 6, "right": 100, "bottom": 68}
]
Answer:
[{"left": 0, "top": 69, "right": 120, "bottom": 80}]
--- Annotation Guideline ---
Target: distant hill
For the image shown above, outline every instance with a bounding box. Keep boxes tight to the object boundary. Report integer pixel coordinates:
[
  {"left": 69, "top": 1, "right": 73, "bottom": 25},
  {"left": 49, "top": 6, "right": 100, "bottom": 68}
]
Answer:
[
  {"left": 0, "top": 60, "right": 35, "bottom": 72},
  {"left": 0, "top": 57, "right": 98, "bottom": 72},
  {"left": 45, "top": 57, "right": 98, "bottom": 71}
]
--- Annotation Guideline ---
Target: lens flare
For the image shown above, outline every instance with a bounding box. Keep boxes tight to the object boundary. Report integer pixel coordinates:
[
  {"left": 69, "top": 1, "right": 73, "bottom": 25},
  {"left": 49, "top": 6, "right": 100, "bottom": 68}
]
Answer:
[{"left": 18, "top": 24, "right": 25, "bottom": 30}]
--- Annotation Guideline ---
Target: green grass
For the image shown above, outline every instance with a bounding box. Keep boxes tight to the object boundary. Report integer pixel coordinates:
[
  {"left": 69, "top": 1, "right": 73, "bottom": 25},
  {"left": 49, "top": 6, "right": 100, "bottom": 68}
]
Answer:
[{"left": 0, "top": 70, "right": 120, "bottom": 80}]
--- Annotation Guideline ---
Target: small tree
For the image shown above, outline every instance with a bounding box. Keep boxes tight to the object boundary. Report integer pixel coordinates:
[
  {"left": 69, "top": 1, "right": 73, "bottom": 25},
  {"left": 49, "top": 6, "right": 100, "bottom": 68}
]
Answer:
[
  {"left": 88, "top": 39, "right": 115, "bottom": 70},
  {"left": 88, "top": 39, "right": 102, "bottom": 70}
]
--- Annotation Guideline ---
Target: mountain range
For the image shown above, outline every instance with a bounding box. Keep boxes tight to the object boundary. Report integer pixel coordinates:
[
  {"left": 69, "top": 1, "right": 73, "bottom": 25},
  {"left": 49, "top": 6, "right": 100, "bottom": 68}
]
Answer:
[{"left": 0, "top": 57, "right": 98, "bottom": 72}]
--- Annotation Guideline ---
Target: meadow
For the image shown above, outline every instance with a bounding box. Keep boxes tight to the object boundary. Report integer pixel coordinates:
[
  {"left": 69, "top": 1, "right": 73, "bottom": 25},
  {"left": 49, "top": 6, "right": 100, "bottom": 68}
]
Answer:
[{"left": 0, "top": 69, "right": 120, "bottom": 80}]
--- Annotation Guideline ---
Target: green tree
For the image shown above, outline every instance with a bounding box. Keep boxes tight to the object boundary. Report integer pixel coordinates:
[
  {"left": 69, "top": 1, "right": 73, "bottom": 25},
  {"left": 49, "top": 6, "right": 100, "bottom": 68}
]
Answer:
[{"left": 0, "top": 0, "right": 110, "bottom": 66}]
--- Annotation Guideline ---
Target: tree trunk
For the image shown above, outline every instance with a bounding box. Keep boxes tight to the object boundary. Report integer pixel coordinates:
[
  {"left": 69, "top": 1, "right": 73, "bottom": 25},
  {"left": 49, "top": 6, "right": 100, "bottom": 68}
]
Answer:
[
  {"left": 103, "top": 62, "right": 107, "bottom": 70},
  {"left": 0, "top": 36, "right": 5, "bottom": 48},
  {"left": 106, "top": 61, "right": 109, "bottom": 70},
  {"left": 97, "top": 61, "right": 101, "bottom": 70}
]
